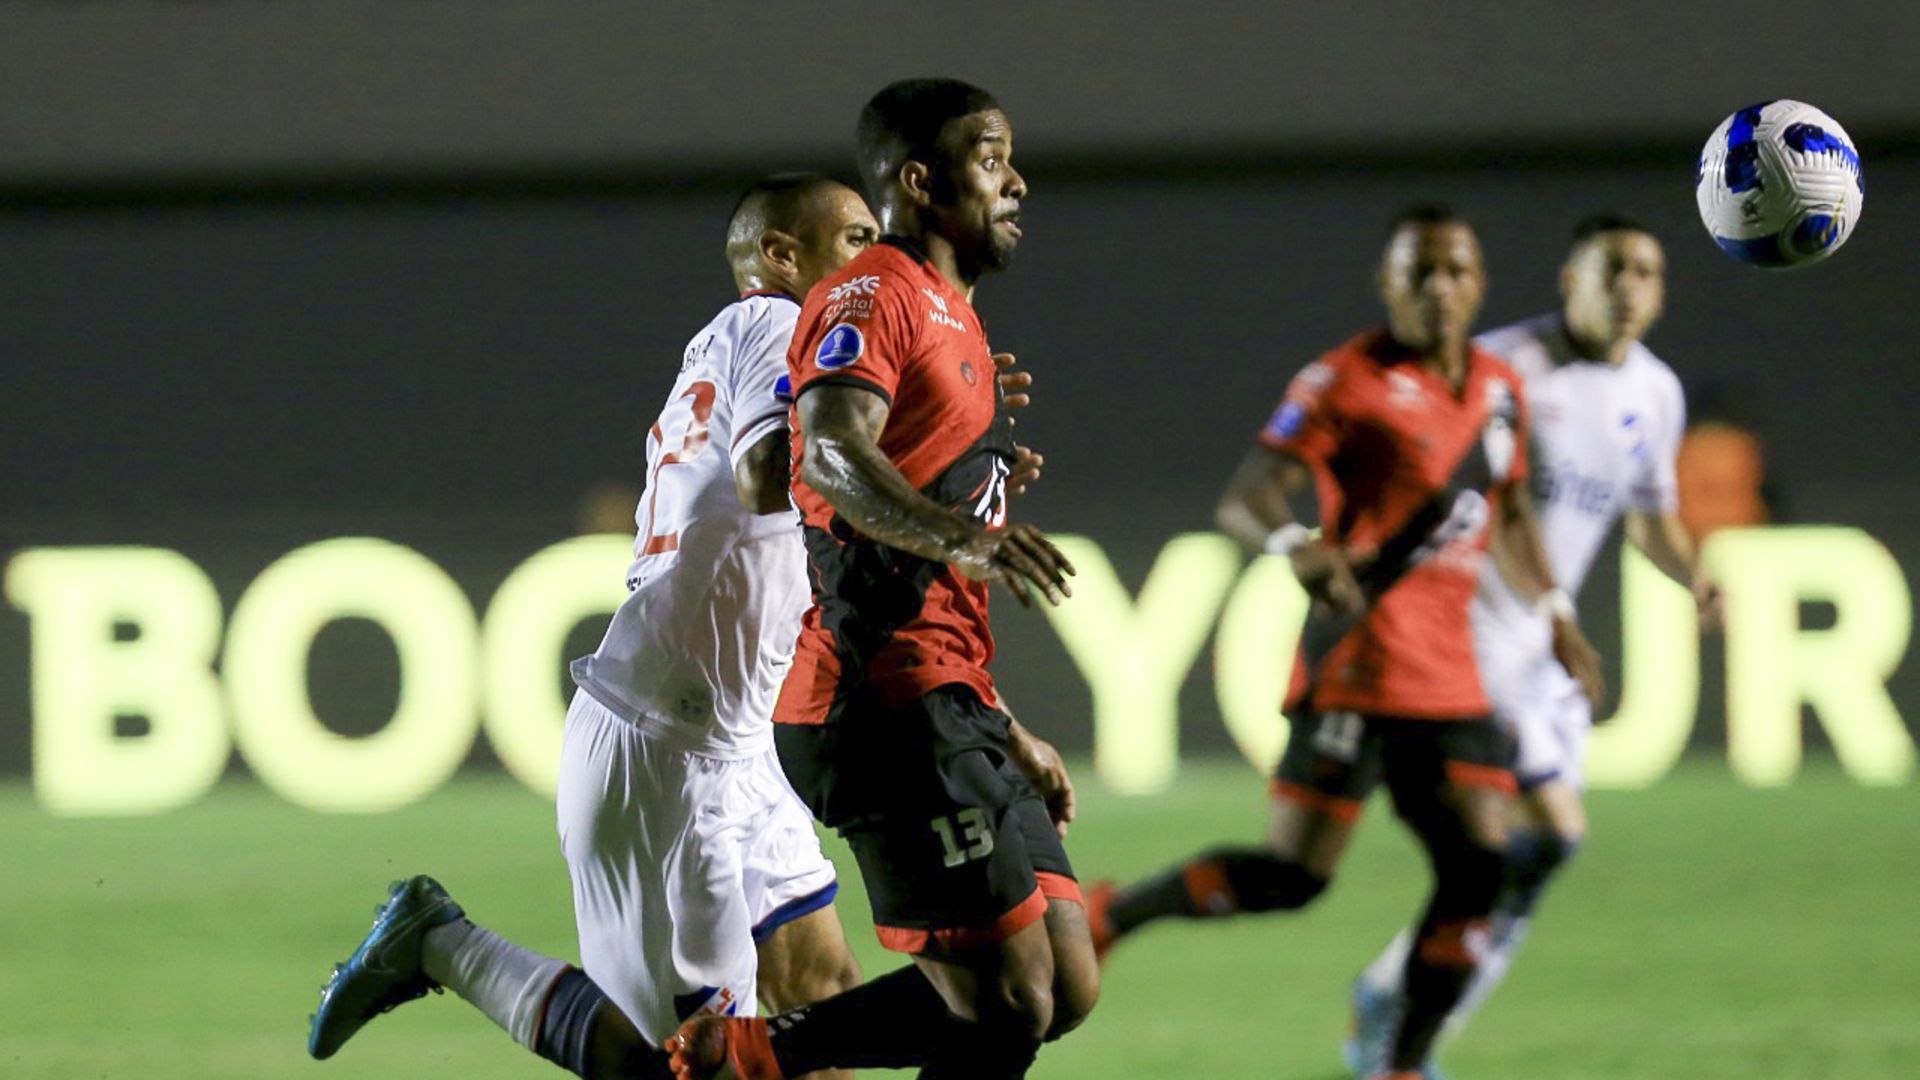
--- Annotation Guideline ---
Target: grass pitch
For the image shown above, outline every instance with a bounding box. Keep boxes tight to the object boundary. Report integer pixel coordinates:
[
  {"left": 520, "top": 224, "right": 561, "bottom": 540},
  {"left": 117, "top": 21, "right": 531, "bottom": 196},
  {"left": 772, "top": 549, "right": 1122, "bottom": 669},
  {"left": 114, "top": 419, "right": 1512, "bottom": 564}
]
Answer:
[{"left": 4, "top": 758, "right": 1914, "bottom": 1079}]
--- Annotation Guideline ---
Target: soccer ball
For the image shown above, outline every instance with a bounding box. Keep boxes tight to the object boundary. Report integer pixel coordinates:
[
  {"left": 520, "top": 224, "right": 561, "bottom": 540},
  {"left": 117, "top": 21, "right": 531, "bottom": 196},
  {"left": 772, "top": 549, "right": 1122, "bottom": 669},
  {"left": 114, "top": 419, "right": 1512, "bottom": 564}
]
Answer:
[{"left": 1696, "top": 100, "right": 1864, "bottom": 268}]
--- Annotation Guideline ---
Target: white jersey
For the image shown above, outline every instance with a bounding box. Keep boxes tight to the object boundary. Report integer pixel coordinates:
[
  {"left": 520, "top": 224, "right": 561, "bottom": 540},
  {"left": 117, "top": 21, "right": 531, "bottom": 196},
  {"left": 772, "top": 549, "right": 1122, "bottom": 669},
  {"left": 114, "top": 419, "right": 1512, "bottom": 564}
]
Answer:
[
  {"left": 1473, "top": 313, "right": 1686, "bottom": 649},
  {"left": 571, "top": 293, "right": 808, "bottom": 757}
]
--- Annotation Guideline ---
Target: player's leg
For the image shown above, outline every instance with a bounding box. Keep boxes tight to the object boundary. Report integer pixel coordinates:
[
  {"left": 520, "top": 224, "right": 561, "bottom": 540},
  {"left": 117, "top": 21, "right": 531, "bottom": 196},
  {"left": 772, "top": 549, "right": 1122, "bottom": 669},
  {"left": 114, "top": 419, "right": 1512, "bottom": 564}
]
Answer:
[
  {"left": 1376, "top": 719, "right": 1516, "bottom": 1077},
  {"left": 1444, "top": 694, "right": 1590, "bottom": 1033},
  {"left": 670, "top": 690, "right": 1080, "bottom": 1078},
  {"left": 1088, "top": 710, "right": 1378, "bottom": 952}
]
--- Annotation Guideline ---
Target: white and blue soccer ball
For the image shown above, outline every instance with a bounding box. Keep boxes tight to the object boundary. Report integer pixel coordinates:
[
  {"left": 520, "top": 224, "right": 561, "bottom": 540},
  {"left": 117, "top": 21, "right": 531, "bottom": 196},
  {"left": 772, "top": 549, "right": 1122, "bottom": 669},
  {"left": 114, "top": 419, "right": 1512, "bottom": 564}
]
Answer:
[{"left": 1696, "top": 100, "right": 1863, "bottom": 268}]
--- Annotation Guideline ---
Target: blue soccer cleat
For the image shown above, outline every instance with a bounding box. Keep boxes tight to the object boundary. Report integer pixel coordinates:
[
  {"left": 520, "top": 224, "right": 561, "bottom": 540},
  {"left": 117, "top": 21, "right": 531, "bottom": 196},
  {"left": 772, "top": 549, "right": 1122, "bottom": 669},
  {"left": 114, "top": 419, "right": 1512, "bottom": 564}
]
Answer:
[
  {"left": 1344, "top": 978, "right": 1450, "bottom": 1080},
  {"left": 307, "top": 875, "right": 466, "bottom": 1059},
  {"left": 1345, "top": 977, "right": 1399, "bottom": 1080}
]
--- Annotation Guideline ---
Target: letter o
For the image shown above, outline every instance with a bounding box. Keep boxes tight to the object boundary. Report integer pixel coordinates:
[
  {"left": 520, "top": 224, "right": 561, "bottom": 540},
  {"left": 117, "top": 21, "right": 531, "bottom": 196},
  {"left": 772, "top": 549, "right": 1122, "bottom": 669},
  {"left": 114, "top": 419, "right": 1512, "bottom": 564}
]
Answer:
[{"left": 226, "top": 538, "right": 480, "bottom": 812}]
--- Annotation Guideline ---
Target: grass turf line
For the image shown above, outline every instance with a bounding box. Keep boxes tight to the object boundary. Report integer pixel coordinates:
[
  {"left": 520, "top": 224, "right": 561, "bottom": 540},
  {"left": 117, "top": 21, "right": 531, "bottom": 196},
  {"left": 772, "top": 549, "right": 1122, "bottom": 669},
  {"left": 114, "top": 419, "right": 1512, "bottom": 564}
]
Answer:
[{"left": 1, "top": 758, "right": 1914, "bottom": 1079}]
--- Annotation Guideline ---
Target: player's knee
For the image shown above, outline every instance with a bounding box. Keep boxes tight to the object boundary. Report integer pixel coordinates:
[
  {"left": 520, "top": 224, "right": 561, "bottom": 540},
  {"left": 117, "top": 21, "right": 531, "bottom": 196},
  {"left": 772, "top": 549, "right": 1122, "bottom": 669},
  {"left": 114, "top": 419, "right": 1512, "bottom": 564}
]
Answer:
[
  {"left": 1219, "top": 847, "right": 1329, "bottom": 912},
  {"left": 988, "top": 969, "right": 1056, "bottom": 1042},
  {"left": 1046, "top": 961, "right": 1100, "bottom": 1041}
]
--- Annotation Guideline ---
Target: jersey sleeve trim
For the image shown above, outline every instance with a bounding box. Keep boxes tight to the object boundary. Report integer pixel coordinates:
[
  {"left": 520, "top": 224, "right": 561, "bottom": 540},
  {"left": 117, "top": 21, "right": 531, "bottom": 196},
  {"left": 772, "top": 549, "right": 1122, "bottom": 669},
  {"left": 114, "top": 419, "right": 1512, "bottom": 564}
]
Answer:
[
  {"left": 794, "top": 373, "right": 895, "bottom": 407},
  {"left": 728, "top": 407, "right": 791, "bottom": 470}
]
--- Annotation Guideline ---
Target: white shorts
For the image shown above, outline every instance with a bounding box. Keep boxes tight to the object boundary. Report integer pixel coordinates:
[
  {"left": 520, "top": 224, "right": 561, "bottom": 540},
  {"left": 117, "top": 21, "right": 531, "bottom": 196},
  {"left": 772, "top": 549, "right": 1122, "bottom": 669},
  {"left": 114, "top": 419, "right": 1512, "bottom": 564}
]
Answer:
[
  {"left": 555, "top": 690, "right": 838, "bottom": 1045},
  {"left": 1476, "top": 637, "right": 1592, "bottom": 792}
]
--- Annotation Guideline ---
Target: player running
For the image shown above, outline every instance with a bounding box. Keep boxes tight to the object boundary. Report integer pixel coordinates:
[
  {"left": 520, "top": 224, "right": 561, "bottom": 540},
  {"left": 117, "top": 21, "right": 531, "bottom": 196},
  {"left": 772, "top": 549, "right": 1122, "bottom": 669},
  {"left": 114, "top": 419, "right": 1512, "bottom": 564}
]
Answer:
[
  {"left": 1083, "top": 204, "right": 1602, "bottom": 1080},
  {"left": 667, "top": 78, "right": 1098, "bottom": 1080},
  {"left": 1345, "top": 214, "right": 1715, "bottom": 1077},
  {"left": 307, "top": 174, "right": 888, "bottom": 1080}
]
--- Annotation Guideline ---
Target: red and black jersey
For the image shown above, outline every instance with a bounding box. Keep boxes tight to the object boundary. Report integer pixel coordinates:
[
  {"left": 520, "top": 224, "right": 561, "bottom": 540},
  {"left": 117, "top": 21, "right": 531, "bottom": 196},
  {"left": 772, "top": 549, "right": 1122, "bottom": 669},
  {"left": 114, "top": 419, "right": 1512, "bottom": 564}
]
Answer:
[
  {"left": 774, "top": 237, "right": 1015, "bottom": 724},
  {"left": 1262, "top": 330, "right": 1530, "bottom": 719}
]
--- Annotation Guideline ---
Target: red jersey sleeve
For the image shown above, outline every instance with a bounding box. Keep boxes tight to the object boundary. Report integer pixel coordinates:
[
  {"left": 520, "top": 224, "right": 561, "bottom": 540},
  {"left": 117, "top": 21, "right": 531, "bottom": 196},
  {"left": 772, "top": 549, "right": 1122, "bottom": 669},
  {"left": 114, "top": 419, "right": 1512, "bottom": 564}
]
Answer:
[
  {"left": 1257, "top": 356, "right": 1345, "bottom": 465},
  {"left": 789, "top": 268, "right": 919, "bottom": 405}
]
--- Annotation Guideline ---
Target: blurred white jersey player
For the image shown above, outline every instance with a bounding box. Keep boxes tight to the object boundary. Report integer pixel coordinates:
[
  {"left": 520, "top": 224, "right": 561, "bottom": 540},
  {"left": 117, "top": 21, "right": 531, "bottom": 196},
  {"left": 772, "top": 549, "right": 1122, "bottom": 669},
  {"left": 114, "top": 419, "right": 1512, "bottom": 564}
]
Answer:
[
  {"left": 308, "top": 175, "right": 880, "bottom": 1080},
  {"left": 1349, "top": 215, "right": 1718, "bottom": 1079}
]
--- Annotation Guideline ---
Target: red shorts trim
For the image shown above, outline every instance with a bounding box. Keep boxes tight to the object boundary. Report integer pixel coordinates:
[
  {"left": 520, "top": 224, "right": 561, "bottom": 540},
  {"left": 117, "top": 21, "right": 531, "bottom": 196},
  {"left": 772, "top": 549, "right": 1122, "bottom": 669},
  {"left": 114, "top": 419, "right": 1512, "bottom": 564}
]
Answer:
[
  {"left": 873, "top": 885, "right": 1048, "bottom": 955},
  {"left": 1445, "top": 762, "right": 1518, "bottom": 794},
  {"left": 1036, "top": 871, "right": 1083, "bottom": 905},
  {"left": 726, "top": 1017, "right": 784, "bottom": 1080},
  {"left": 1269, "top": 778, "right": 1365, "bottom": 823}
]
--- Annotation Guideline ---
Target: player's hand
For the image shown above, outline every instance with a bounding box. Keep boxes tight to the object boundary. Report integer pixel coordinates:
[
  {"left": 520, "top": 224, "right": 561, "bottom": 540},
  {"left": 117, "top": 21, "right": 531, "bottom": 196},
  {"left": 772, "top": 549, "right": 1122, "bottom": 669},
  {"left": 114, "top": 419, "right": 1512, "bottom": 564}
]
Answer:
[
  {"left": 1289, "top": 541, "right": 1365, "bottom": 617},
  {"left": 1551, "top": 614, "right": 1606, "bottom": 709},
  {"left": 1009, "top": 445, "right": 1043, "bottom": 497},
  {"left": 994, "top": 352, "right": 1032, "bottom": 414},
  {"left": 1694, "top": 576, "right": 1724, "bottom": 632},
  {"left": 1007, "top": 719, "right": 1076, "bottom": 837},
  {"left": 956, "top": 523, "right": 1076, "bottom": 607}
]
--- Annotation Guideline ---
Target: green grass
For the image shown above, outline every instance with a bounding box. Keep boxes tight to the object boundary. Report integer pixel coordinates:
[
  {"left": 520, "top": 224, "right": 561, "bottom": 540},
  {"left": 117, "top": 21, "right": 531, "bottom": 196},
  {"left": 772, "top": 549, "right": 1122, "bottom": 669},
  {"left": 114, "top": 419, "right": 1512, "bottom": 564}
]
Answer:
[{"left": 3, "top": 758, "right": 1915, "bottom": 1079}]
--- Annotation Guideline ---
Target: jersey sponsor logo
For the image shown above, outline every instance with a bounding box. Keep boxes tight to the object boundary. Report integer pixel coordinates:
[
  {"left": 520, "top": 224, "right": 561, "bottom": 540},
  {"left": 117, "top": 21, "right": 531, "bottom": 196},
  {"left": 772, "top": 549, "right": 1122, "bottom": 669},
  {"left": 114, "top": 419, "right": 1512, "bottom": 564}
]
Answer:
[
  {"left": 922, "top": 287, "right": 949, "bottom": 313},
  {"left": 1267, "top": 401, "right": 1308, "bottom": 440},
  {"left": 827, "top": 275, "right": 880, "bottom": 301},
  {"left": 1619, "top": 412, "right": 1650, "bottom": 463},
  {"left": 1388, "top": 370, "right": 1425, "bottom": 408},
  {"left": 815, "top": 324, "right": 864, "bottom": 371},
  {"left": 927, "top": 306, "right": 967, "bottom": 332}
]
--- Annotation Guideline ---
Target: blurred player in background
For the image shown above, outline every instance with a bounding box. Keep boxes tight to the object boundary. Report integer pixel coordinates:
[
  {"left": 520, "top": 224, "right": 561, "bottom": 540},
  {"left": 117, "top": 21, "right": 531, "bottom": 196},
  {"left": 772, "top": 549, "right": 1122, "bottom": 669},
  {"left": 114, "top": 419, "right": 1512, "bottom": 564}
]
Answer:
[
  {"left": 1085, "top": 205, "right": 1602, "bottom": 1080},
  {"left": 308, "top": 173, "right": 885, "bottom": 1080},
  {"left": 669, "top": 78, "right": 1097, "bottom": 1080},
  {"left": 1346, "top": 213, "right": 1716, "bottom": 1077}
]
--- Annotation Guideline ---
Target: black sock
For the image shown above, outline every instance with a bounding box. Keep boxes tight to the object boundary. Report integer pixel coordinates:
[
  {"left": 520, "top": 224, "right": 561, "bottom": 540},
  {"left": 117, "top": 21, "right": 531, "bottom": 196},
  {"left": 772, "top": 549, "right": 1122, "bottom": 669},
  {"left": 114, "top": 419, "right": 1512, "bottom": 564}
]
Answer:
[
  {"left": 535, "top": 968, "right": 674, "bottom": 1080},
  {"left": 1497, "top": 827, "right": 1577, "bottom": 920},
  {"left": 1109, "top": 846, "right": 1327, "bottom": 936},
  {"left": 1391, "top": 841, "right": 1506, "bottom": 1071},
  {"left": 766, "top": 965, "right": 950, "bottom": 1074},
  {"left": 916, "top": 1017, "right": 1041, "bottom": 1080}
]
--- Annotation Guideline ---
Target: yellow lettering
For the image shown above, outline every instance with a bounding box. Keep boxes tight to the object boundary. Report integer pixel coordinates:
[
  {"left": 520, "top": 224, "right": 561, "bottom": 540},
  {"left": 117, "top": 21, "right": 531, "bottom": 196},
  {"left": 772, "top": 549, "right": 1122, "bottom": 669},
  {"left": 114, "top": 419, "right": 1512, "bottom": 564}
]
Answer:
[
  {"left": 1711, "top": 527, "right": 1914, "bottom": 786},
  {"left": 1041, "top": 533, "right": 1241, "bottom": 794},
  {"left": 225, "top": 538, "right": 481, "bottom": 812},
  {"left": 5, "top": 547, "right": 228, "bottom": 815},
  {"left": 481, "top": 536, "right": 630, "bottom": 796}
]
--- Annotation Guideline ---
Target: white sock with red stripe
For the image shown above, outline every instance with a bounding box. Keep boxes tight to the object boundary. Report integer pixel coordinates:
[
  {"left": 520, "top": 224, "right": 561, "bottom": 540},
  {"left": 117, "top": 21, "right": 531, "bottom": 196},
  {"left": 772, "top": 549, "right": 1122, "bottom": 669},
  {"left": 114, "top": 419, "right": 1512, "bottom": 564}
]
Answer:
[{"left": 422, "top": 919, "right": 570, "bottom": 1050}]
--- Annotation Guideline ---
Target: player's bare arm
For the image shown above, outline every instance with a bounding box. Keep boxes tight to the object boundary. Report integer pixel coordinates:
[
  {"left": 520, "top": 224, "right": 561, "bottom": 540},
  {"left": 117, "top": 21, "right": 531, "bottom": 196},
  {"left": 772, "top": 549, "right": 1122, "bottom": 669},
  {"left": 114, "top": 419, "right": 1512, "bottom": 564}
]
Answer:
[
  {"left": 733, "top": 429, "right": 793, "bottom": 515},
  {"left": 1493, "top": 482, "right": 1605, "bottom": 705},
  {"left": 796, "top": 381, "right": 1074, "bottom": 605},
  {"left": 1004, "top": 712, "right": 1076, "bottom": 837},
  {"left": 1624, "top": 508, "right": 1722, "bottom": 624},
  {"left": 1216, "top": 445, "right": 1363, "bottom": 615}
]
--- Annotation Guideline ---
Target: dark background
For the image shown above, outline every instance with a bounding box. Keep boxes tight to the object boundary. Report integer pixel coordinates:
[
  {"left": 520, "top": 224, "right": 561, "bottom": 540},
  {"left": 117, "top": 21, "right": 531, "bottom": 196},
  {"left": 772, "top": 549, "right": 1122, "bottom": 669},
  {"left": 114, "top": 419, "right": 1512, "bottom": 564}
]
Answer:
[{"left": 2, "top": 2, "right": 1915, "bottom": 774}]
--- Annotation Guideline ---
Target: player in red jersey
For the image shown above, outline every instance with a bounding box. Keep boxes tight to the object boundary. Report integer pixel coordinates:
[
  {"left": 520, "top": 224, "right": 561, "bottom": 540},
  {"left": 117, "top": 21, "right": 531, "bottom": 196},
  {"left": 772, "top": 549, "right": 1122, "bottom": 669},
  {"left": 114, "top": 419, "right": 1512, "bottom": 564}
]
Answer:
[
  {"left": 667, "top": 79, "right": 1094, "bottom": 1080},
  {"left": 1085, "top": 205, "right": 1601, "bottom": 1080}
]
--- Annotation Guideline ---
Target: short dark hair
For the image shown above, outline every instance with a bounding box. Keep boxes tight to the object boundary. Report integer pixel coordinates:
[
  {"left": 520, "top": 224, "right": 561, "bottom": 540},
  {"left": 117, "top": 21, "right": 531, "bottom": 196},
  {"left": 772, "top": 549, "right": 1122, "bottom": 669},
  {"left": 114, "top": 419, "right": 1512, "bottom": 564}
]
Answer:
[
  {"left": 1387, "top": 201, "right": 1465, "bottom": 237},
  {"left": 1571, "top": 211, "right": 1656, "bottom": 246},
  {"left": 726, "top": 172, "right": 843, "bottom": 244},
  {"left": 856, "top": 78, "right": 1001, "bottom": 203}
]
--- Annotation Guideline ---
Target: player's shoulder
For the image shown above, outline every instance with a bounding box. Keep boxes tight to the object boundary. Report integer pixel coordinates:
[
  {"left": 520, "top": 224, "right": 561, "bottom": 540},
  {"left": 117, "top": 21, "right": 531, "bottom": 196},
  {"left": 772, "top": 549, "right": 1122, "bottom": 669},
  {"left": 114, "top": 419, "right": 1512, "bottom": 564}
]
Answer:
[
  {"left": 1473, "top": 313, "right": 1560, "bottom": 380},
  {"left": 1623, "top": 341, "right": 1683, "bottom": 393}
]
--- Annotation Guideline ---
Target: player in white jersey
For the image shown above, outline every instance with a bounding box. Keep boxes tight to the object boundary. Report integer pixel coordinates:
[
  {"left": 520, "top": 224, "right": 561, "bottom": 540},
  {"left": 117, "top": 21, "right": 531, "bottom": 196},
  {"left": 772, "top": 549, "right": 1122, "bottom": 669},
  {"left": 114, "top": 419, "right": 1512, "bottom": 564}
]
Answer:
[
  {"left": 309, "top": 174, "right": 884, "bottom": 1080},
  {"left": 1347, "top": 215, "right": 1718, "bottom": 1078}
]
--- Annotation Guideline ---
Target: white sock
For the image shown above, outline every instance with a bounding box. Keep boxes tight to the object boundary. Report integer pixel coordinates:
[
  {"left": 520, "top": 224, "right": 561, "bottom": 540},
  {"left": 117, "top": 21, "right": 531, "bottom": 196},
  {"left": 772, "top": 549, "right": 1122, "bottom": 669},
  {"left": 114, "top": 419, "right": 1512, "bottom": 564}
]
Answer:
[
  {"left": 421, "top": 919, "right": 570, "bottom": 1050},
  {"left": 1443, "top": 913, "right": 1531, "bottom": 1036},
  {"left": 1360, "top": 928, "right": 1415, "bottom": 995}
]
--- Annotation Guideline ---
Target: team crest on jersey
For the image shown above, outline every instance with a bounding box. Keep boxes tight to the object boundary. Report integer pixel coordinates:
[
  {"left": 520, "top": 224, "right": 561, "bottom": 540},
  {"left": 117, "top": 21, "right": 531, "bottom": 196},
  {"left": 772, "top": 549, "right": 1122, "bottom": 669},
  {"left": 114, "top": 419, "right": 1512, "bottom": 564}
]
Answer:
[
  {"left": 1267, "top": 401, "right": 1308, "bottom": 440},
  {"left": 1618, "top": 412, "right": 1650, "bottom": 463},
  {"left": 816, "top": 324, "right": 864, "bottom": 370}
]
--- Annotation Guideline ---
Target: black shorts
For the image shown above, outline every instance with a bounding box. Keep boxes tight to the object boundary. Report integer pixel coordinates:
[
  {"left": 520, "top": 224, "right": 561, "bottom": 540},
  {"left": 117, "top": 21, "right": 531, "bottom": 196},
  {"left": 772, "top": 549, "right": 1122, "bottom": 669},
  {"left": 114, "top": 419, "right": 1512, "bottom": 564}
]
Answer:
[
  {"left": 1271, "top": 710, "right": 1517, "bottom": 822},
  {"left": 775, "top": 685, "right": 1078, "bottom": 955}
]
